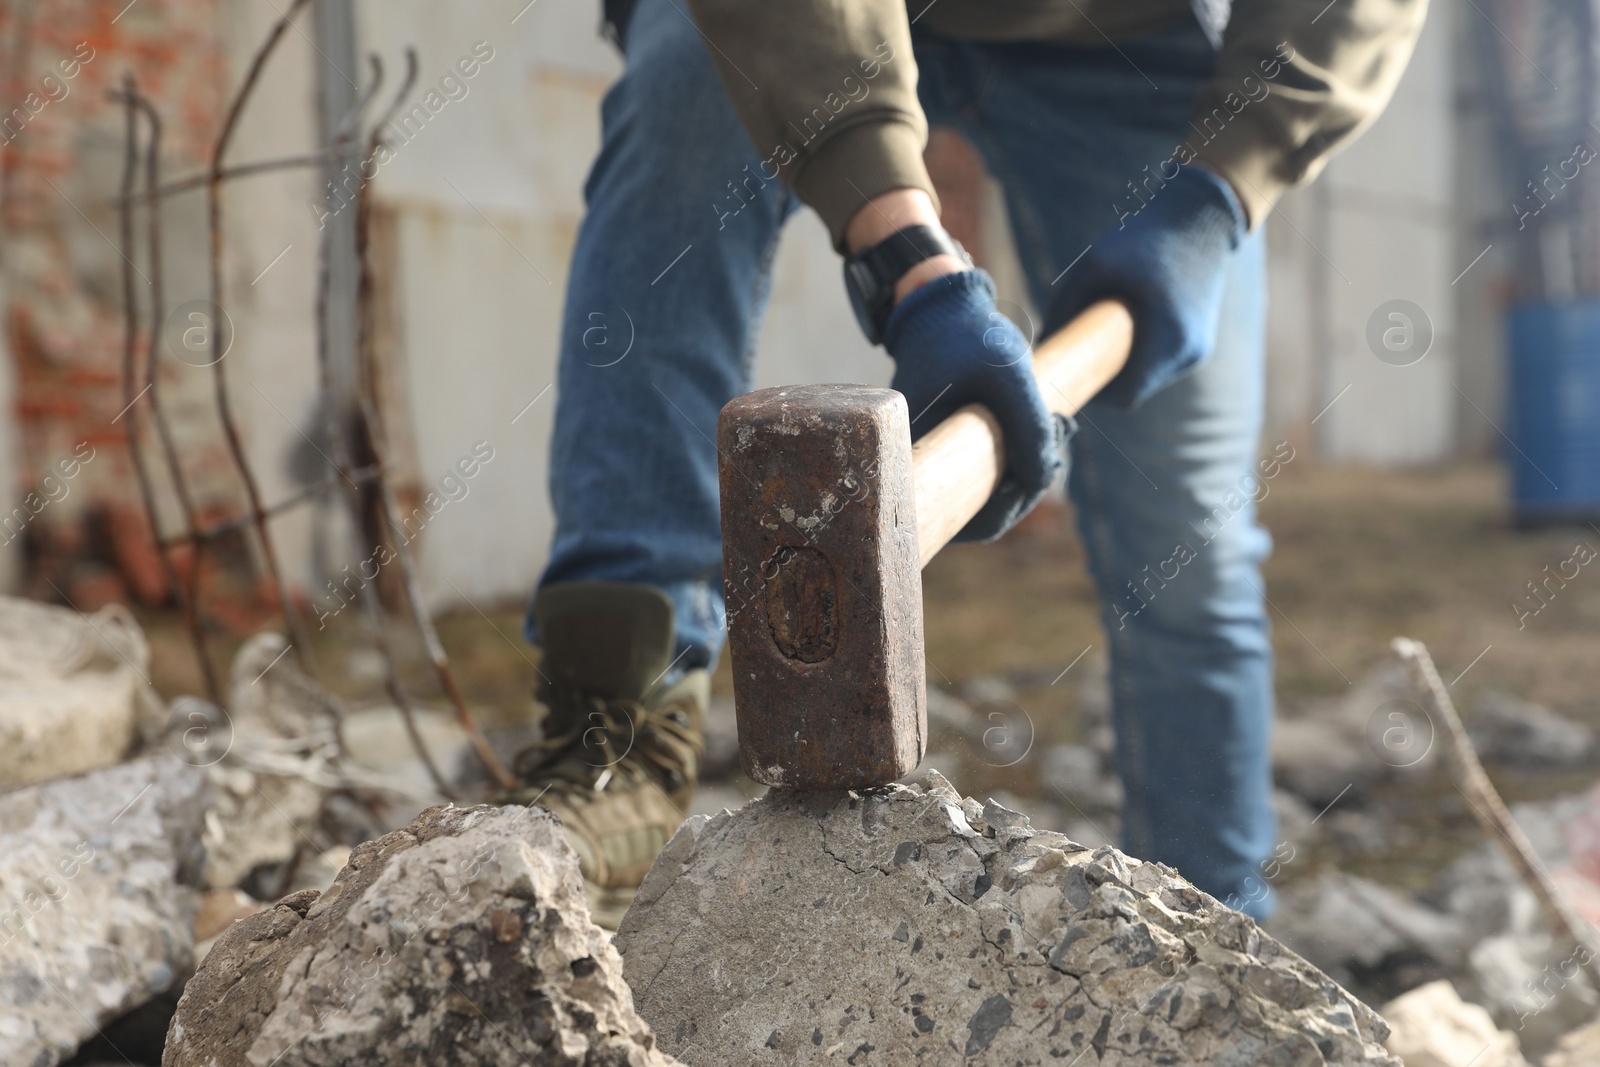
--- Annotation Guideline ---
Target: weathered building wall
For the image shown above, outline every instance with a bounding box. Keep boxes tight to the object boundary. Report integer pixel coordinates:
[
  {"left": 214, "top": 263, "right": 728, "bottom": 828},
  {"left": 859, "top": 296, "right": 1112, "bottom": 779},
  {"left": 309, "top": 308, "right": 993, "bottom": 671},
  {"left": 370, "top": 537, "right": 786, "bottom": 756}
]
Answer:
[
  {"left": 0, "top": 0, "right": 326, "bottom": 621},
  {"left": 0, "top": 0, "right": 1490, "bottom": 622},
  {"left": 1262, "top": 1, "right": 1460, "bottom": 462},
  {"left": 0, "top": 0, "right": 226, "bottom": 606},
  {"left": 355, "top": 0, "right": 894, "bottom": 613}
]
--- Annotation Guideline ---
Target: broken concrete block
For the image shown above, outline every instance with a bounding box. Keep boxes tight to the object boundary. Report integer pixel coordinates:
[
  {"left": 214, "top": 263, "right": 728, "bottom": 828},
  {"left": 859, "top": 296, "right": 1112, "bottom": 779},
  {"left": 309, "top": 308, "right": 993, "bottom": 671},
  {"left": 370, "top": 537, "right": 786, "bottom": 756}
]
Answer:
[
  {"left": 1038, "top": 742, "right": 1123, "bottom": 811},
  {"left": 0, "top": 597, "right": 157, "bottom": 788},
  {"left": 342, "top": 703, "right": 465, "bottom": 798},
  {"left": 201, "top": 763, "right": 328, "bottom": 891},
  {"left": 1381, "top": 980, "right": 1530, "bottom": 1067},
  {"left": 1470, "top": 692, "right": 1593, "bottom": 768},
  {"left": 1269, "top": 873, "right": 1466, "bottom": 979},
  {"left": 191, "top": 888, "right": 265, "bottom": 966},
  {"left": 1467, "top": 931, "right": 1598, "bottom": 1056},
  {"left": 1427, "top": 797, "right": 1600, "bottom": 1051},
  {"left": 199, "top": 634, "right": 346, "bottom": 889},
  {"left": 615, "top": 771, "right": 1400, "bottom": 1065},
  {"left": 1543, "top": 1018, "right": 1600, "bottom": 1067},
  {"left": 1272, "top": 717, "right": 1374, "bottom": 806},
  {"left": 1272, "top": 661, "right": 1427, "bottom": 806},
  {"left": 0, "top": 754, "right": 209, "bottom": 1067},
  {"left": 1273, "top": 789, "right": 1318, "bottom": 847},
  {"left": 164, "top": 803, "right": 682, "bottom": 1067},
  {"left": 688, "top": 783, "right": 751, "bottom": 819}
]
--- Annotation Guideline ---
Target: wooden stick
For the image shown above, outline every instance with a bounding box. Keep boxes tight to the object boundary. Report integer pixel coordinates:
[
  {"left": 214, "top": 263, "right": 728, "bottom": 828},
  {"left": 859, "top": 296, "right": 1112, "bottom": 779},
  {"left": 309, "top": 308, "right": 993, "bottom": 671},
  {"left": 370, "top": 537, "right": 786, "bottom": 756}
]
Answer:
[
  {"left": 911, "top": 299, "right": 1132, "bottom": 567},
  {"left": 1392, "top": 637, "right": 1600, "bottom": 986}
]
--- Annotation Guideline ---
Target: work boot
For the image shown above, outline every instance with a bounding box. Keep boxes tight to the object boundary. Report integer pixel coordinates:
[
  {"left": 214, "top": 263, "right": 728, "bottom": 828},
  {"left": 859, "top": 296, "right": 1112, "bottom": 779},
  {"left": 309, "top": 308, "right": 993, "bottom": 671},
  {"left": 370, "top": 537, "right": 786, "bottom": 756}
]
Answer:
[{"left": 498, "top": 581, "right": 706, "bottom": 929}]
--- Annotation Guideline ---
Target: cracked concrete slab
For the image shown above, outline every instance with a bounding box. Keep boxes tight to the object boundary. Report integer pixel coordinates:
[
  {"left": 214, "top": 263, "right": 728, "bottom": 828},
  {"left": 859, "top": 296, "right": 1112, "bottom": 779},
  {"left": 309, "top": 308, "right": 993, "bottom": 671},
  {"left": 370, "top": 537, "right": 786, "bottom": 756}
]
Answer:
[
  {"left": 615, "top": 771, "right": 1400, "bottom": 1065},
  {"left": 164, "top": 803, "right": 682, "bottom": 1067},
  {"left": 0, "top": 754, "right": 209, "bottom": 1067}
]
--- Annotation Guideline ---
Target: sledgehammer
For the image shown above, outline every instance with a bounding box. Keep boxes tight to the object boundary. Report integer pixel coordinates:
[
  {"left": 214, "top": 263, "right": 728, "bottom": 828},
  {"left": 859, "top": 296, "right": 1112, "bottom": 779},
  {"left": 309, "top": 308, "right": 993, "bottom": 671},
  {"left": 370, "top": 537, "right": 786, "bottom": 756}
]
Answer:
[{"left": 718, "top": 299, "right": 1133, "bottom": 791}]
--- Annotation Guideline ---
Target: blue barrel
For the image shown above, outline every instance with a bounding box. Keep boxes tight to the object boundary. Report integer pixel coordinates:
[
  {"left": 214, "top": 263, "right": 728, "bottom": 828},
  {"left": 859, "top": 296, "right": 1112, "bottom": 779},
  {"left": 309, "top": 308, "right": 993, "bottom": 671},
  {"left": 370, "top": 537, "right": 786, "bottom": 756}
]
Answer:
[{"left": 1507, "top": 301, "right": 1600, "bottom": 522}]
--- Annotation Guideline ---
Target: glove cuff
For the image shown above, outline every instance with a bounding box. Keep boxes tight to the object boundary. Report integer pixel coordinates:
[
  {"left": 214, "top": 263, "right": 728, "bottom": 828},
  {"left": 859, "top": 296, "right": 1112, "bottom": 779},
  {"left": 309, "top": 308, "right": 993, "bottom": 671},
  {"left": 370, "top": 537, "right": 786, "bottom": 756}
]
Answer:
[
  {"left": 882, "top": 268, "right": 998, "bottom": 354},
  {"left": 1180, "top": 165, "right": 1248, "bottom": 250}
]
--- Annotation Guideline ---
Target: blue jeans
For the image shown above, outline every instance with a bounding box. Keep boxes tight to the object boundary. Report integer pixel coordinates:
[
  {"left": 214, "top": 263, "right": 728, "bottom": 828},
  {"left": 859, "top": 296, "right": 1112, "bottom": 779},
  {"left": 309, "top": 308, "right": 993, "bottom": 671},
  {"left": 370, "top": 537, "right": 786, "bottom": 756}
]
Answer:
[{"left": 536, "top": 0, "right": 1277, "bottom": 916}]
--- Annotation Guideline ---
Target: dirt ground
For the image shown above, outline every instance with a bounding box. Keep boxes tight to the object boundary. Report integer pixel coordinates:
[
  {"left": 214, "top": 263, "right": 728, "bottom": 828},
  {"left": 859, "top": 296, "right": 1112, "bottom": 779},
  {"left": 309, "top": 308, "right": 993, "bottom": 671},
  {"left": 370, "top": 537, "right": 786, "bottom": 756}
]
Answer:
[
  {"left": 920, "top": 460, "right": 1600, "bottom": 898},
  {"left": 136, "top": 459, "right": 1600, "bottom": 900}
]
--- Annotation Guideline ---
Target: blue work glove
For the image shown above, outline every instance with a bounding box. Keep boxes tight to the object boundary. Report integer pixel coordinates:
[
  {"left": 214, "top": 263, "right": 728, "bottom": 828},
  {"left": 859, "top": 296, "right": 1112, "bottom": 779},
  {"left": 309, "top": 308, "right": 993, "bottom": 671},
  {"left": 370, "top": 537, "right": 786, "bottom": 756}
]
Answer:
[
  {"left": 1046, "top": 165, "right": 1248, "bottom": 407},
  {"left": 884, "top": 268, "right": 1071, "bottom": 543}
]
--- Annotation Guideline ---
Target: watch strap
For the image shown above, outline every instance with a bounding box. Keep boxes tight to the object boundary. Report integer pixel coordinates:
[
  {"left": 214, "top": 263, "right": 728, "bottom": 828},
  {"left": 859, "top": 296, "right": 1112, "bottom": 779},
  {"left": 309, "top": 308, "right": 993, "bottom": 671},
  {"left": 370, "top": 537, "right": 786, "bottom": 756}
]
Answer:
[{"left": 845, "top": 224, "right": 970, "bottom": 343}]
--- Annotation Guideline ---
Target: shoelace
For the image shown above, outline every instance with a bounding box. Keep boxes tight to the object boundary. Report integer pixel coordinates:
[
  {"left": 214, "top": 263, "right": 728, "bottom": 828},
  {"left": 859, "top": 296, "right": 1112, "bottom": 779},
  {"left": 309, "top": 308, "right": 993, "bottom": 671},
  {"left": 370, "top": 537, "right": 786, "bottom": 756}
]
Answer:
[{"left": 513, "top": 690, "right": 700, "bottom": 801}]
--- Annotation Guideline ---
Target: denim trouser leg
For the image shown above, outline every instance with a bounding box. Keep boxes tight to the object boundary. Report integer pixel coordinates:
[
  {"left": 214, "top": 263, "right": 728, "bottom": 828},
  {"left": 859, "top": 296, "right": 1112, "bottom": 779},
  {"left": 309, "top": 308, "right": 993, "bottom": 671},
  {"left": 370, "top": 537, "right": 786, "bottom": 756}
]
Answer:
[
  {"left": 1070, "top": 238, "right": 1277, "bottom": 919},
  {"left": 543, "top": 3, "right": 1276, "bottom": 913},
  {"left": 915, "top": 25, "right": 1277, "bottom": 915},
  {"left": 534, "top": 0, "right": 796, "bottom": 668}
]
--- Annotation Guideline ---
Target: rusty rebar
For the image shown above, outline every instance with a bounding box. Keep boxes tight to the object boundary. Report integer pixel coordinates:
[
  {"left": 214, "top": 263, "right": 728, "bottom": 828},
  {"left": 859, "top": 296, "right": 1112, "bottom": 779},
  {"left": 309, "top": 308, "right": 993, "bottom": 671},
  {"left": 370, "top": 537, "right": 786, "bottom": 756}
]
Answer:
[
  {"left": 112, "top": 80, "right": 226, "bottom": 707},
  {"left": 207, "top": 0, "right": 318, "bottom": 677},
  {"left": 114, "top": 79, "right": 222, "bottom": 703},
  {"left": 1393, "top": 637, "right": 1600, "bottom": 988},
  {"left": 108, "top": 12, "right": 512, "bottom": 794},
  {"left": 159, "top": 462, "right": 383, "bottom": 549},
  {"left": 352, "top": 47, "right": 515, "bottom": 792},
  {"left": 309, "top": 54, "right": 453, "bottom": 798},
  {"left": 112, "top": 151, "right": 337, "bottom": 205}
]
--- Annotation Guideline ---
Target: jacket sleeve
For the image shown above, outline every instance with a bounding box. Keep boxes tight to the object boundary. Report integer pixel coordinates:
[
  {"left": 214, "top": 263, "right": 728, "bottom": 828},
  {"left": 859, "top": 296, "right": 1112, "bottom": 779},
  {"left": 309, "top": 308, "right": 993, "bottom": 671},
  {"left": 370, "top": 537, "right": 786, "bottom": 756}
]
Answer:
[
  {"left": 684, "top": 0, "right": 935, "bottom": 249},
  {"left": 1189, "top": 0, "right": 1430, "bottom": 225},
  {"left": 686, "top": 0, "right": 1429, "bottom": 241}
]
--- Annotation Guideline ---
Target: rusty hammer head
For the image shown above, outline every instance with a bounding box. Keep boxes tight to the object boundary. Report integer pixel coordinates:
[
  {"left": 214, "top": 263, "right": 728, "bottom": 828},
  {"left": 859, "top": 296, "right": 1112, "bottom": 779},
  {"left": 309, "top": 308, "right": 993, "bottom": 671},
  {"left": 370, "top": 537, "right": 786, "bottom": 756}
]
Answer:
[{"left": 718, "top": 384, "right": 925, "bottom": 791}]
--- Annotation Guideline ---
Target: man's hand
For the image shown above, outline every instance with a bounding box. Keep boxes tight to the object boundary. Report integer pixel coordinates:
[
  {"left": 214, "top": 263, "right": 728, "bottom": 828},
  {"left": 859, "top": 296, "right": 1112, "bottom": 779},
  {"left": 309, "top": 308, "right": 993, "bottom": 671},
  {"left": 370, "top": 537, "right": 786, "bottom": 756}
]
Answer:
[
  {"left": 1046, "top": 165, "right": 1248, "bottom": 407},
  {"left": 883, "top": 268, "right": 1064, "bottom": 542},
  {"left": 847, "top": 188, "right": 1065, "bottom": 542}
]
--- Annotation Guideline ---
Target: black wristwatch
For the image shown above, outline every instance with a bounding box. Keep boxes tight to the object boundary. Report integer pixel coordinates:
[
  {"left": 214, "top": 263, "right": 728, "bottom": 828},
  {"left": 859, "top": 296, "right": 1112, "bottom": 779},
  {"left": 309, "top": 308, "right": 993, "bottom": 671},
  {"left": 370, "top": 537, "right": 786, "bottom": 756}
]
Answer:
[{"left": 844, "top": 224, "right": 971, "bottom": 345}]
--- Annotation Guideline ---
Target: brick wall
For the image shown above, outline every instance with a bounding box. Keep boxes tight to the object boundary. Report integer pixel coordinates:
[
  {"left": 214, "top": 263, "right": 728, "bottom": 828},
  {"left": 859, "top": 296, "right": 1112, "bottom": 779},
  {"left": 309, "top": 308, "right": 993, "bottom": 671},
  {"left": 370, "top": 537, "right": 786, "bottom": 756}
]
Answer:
[{"left": 0, "top": 0, "right": 234, "bottom": 609}]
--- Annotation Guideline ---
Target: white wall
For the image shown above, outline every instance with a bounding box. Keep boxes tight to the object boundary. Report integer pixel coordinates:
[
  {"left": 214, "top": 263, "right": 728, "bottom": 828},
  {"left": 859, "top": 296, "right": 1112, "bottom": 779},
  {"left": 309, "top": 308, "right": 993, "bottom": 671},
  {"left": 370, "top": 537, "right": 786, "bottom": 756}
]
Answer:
[
  {"left": 219, "top": 1, "right": 325, "bottom": 591},
  {"left": 355, "top": 0, "right": 888, "bottom": 612},
  {"left": 1263, "top": 0, "right": 1458, "bottom": 463}
]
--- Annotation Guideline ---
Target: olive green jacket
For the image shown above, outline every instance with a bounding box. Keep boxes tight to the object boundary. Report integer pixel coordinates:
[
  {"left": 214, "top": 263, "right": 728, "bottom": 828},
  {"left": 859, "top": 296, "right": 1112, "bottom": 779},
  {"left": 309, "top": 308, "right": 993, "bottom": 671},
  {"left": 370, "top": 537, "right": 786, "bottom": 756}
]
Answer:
[{"left": 683, "top": 0, "right": 1428, "bottom": 245}]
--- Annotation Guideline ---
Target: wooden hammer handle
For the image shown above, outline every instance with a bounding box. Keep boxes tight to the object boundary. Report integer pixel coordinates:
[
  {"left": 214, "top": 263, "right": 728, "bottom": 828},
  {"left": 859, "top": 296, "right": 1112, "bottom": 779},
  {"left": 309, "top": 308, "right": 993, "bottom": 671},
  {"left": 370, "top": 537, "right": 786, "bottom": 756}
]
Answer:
[{"left": 910, "top": 299, "right": 1133, "bottom": 568}]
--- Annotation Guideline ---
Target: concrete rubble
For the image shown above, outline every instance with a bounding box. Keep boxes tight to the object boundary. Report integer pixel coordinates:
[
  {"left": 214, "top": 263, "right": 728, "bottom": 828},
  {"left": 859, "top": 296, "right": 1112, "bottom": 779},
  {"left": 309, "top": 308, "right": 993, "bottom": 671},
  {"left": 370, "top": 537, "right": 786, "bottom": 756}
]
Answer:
[
  {"left": 0, "top": 754, "right": 210, "bottom": 1067},
  {"left": 1269, "top": 872, "right": 1467, "bottom": 982},
  {"left": 1038, "top": 742, "right": 1124, "bottom": 811},
  {"left": 0, "top": 595, "right": 161, "bottom": 789},
  {"left": 342, "top": 703, "right": 466, "bottom": 799},
  {"left": 1542, "top": 1018, "right": 1600, "bottom": 1066},
  {"left": 0, "top": 601, "right": 1590, "bottom": 1067},
  {"left": 1272, "top": 715, "right": 1376, "bottom": 808},
  {"left": 164, "top": 803, "right": 682, "bottom": 1067},
  {"left": 1262, "top": 786, "right": 1600, "bottom": 1059},
  {"left": 1469, "top": 691, "right": 1594, "bottom": 768},
  {"left": 615, "top": 770, "right": 1400, "bottom": 1065},
  {"left": 1434, "top": 793, "right": 1600, "bottom": 1054},
  {"left": 200, "top": 632, "right": 386, "bottom": 891},
  {"left": 1271, "top": 662, "right": 1423, "bottom": 807},
  {"left": 1380, "top": 980, "right": 1530, "bottom": 1067}
]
